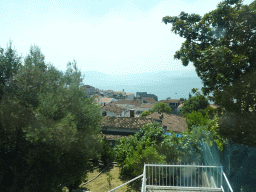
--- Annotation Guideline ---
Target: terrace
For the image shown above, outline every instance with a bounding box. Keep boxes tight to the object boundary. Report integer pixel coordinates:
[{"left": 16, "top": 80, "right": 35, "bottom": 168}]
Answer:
[{"left": 108, "top": 164, "right": 233, "bottom": 192}]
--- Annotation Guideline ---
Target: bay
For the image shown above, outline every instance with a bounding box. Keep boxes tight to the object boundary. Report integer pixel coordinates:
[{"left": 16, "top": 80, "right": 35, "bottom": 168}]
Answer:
[{"left": 81, "top": 70, "right": 205, "bottom": 101}]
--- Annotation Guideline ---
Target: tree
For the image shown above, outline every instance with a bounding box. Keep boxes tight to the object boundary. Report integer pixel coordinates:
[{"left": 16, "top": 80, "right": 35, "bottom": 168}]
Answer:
[
  {"left": 217, "top": 111, "right": 256, "bottom": 146},
  {"left": 152, "top": 102, "right": 172, "bottom": 114},
  {"left": 0, "top": 41, "right": 21, "bottom": 101},
  {"left": 0, "top": 45, "right": 102, "bottom": 191},
  {"left": 114, "top": 123, "right": 179, "bottom": 191},
  {"left": 100, "top": 136, "right": 114, "bottom": 167},
  {"left": 185, "top": 110, "right": 209, "bottom": 130},
  {"left": 140, "top": 110, "right": 152, "bottom": 117},
  {"left": 188, "top": 93, "right": 192, "bottom": 99},
  {"left": 162, "top": 0, "right": 256, "bottom": 146},
  {"left": 181, "top": 88, "right": 210, "bottom": 117},
  {"left": 162, "top": 0, "right": 256, "bottom": 112}
]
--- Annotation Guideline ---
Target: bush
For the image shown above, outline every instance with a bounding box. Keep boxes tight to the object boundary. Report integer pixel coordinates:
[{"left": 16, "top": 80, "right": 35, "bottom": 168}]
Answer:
[{"left": 140, "top": 110, "right": 152, "bottom": 117}]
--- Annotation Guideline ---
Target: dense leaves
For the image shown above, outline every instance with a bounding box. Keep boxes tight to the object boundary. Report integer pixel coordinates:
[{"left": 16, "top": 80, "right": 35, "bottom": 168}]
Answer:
[
  {"left": 162, "top": 0, "right": 256, "bottom": 112},
  {"left": 114, "top": 123, "right": 178, "bottom": 190},
  {"left": 181, "top": 88, "right": 210, "bottom": 117},
  {"left": 185, "top": 111, "right": 209, "bottom": 130},
  {"left": 0, "top": 44, "right": 102, "bottom": 191},
  {"left": 217, "top": 111, "right": 256, "bottom": 146},
  {"left": 140, "top": 110, "right": 152, "bottom": 117},
  {"left": 163, "top": 0, "right": 256, "bottom": 146},
  {"left": 140, "top": 103, "right": 172, "bottom": 117},
  {"left": 152, "top": 102, "right": 172, "bottom": 114},
  {"left": 100, "top": 137, "right": 115, "bottom": 166}
]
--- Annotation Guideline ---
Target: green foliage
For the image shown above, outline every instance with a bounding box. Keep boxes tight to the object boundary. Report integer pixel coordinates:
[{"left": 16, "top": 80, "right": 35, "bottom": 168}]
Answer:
[
  {"left": 152, "top": 102, "right": 172, "bottom": 114},
  {"left": 0, "top": 44, "right": 102, "bottom": 191},
  {"left": 217, "top": 111, "right": 256, "bottom": 146},
  {"left": 140, "top": 110, "right": 152, "bottom": 117},
  {"left": 163, "top": 0, "right": 256, "bottom": 146},
  {"left": 181, "top": 89, "right": 209, "bottom": 117},
  {"left": 183, "top": 103, "right": 225, "bottom": 150},
  {"left": 114, "top": 123, "right": 174, "bottom": 190},
  {"left": 0, "top": 41, "right": 21, "bottom": 101},
  {"left": 100, "top": 137, "right": 114, "bottom": 166},
  {"left": 185, "top": 111, "right": 209, "bottom": 130}
]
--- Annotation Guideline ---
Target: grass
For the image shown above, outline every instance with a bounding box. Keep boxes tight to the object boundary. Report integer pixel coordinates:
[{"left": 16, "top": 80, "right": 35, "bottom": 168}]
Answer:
[{"left": 64, "top": 163, "right": 137, "bottom": 192}]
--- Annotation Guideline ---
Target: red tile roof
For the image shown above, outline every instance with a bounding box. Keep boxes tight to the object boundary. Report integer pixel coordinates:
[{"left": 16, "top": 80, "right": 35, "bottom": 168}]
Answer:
[
  {"left": 102, "top": 103, "right": 126, "bottom": 115},
  {"left": 101, "top": 116, "right": 154, "bottom": 129},
  {"left": 145, "top": 112, "right": 187, "bottom": 132}
]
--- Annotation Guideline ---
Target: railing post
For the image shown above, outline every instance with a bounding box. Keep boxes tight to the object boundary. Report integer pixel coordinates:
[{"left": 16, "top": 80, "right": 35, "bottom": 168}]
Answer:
[{"left": 220, "top": 166, "right": 223, "bottom": 186}]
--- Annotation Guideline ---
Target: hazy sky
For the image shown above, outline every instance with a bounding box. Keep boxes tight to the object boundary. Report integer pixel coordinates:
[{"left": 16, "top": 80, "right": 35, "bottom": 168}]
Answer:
[{"left": 1, "top": 0, "right": 253, "bottom": 75}]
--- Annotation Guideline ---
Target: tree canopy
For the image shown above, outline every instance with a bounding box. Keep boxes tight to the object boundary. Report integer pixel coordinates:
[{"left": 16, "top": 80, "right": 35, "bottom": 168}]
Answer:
[
  {"left": 0, "top": 44, "right": 102, "bottom": 191},
  {"left": 140, "top": 110, "right": 152, "bottom": 117},
  {"left": 181, "top": 88, "right": 210, "bottom": 117},
  {"left": 114, "top": 123, "right": 179, "bottom": 190},
  {"left": 152, "top": 102, "right": 172, "bottom": 114},
  {"left": 163, "top": 0, "right": 256, "bottom": 146},
  {"left": 162, "top": 0, "right": 256, "bottom": 113}
]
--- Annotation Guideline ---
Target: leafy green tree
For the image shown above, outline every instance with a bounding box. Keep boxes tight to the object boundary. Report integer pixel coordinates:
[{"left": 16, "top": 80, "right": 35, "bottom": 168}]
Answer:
[
  {"left": 0, "top": 45, "right": 102, "bottom": 191},
  {"left": 0, "top": 41, "right": 21, "bottom": 101},
  {"left": 217, "top": 111, "right": 256, "bottom": 146},
  {"left": 162, "top": 0, "right": 256, "bottom": 112},
  {"left": 152, "top": 102, "right": 172, "bottom": 114},
  {"left": 189, "top": 92, "right": 192, "bottom": 99},
  {"left": 185, "top": 111, "right": 209, "bottom": 130},
  {"left": 162, "top": 0, "right": 256, "bottom": 146},
  {"left": 181, "top": 88, "right": 210, "bottom": 117},
  {"left": 114, "top": 123, "right": 178, "bottom": 191},
  {"left": 140, "top": 110, "right": 152, "bottom": 117},
  {"left": 100, "top": 137, "right": 114, "bottom": 166}
]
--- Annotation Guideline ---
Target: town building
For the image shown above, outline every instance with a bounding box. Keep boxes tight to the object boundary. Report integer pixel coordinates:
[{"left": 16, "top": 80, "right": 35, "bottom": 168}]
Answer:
[
  {"left": 145, "top": 112, "right": 187, "bottom": 133},
  {"left": 101, "top": 102, "right": 126, "bottom": 117},
  {"left": 81, "top": 85, "right": 95, "bottom": 97},
  {"left": 101, "top": 110, "right": 154, "bottom": 147},
  {"left": 100, "top": 97, "right": 118, "bottom": 106},
  {"left": 101, "top": 110, "right": 187, "bottom": 147},
  {"left": 141, "top": 97, "right": 157, "bottom": 103}
]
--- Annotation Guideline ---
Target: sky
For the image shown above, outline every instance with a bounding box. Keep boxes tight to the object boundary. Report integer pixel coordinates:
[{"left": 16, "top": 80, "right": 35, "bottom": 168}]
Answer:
[{"left": 1, "top": 0, "right": 254, "bottom": 75}]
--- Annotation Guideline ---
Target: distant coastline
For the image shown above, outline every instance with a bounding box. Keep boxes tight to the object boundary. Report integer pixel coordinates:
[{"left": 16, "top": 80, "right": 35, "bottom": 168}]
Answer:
[{"left": 81, "top": 70, "right": 207, "bottom": 101}]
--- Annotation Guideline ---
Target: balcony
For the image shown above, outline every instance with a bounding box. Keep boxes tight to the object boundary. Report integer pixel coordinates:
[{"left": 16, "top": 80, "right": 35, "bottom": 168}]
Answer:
[
  {"left": 141, "top": 164, "right": 233, "bottom": 192},
  {"left": 109, "top": 164, "right": 233, "bottom": 192}
]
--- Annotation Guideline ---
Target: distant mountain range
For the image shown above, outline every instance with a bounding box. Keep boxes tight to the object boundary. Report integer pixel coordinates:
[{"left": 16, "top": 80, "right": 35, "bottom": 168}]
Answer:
[{"left": 81, "top": 70, "right": 206, "bottom": 101}]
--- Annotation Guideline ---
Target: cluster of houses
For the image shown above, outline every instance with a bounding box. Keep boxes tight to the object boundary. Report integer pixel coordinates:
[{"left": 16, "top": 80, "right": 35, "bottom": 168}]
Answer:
[{"left": 81, "top": 84, "right": 187, "bottom": 147}]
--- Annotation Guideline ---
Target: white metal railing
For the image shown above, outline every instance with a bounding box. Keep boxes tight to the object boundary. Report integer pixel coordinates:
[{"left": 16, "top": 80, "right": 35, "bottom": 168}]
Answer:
[
  {"left": 222, "top": 170, "right": 233, "bottom": 192},
  {"left": 141, "top": 163, "right": 225, "bottom": 192},
  {"left": 108, "top": 174, "right": 143, "bottom": 192},
  {"left": 108, "top": 163, "right": 233, "bottom": 192},
  {"left": 141, "top": 164, "right": 146, "bottom": 192}
]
